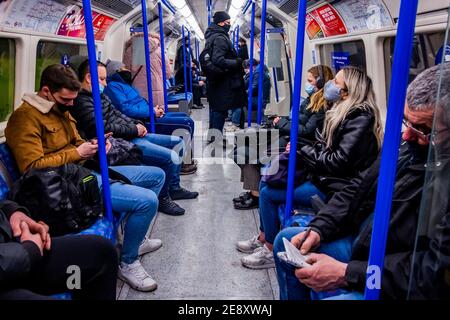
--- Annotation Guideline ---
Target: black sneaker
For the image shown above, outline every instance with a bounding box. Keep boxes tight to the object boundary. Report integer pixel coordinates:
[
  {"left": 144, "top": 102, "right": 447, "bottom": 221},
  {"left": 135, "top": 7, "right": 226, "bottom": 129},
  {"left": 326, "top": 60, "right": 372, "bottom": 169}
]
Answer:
[
  {"left": 232, "top": 191, "right": 252, "bottom": 204},
  {"left": 170, "top": 187, "right": 199, "bottom": 200},
  {"left": 158, "top": 197, "right": 185, "bottom": 216},
  {"left": 180, "top": 163, "right": 197, "bottom": 175},
  {"left": 234, "top": 196, "right": 259, "bottom": 210}
]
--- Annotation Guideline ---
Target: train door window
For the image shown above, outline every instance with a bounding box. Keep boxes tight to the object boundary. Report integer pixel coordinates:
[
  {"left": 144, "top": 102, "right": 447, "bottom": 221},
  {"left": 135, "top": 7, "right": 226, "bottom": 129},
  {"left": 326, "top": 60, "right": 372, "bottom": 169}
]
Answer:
[
  {"left": 0, "top": 38, "right": 15, "bottom": 122},
  {"left": 35, "top": 41, "right": 88, "bottom": 91},
  {"left": 319, "top": 40, "right": 367, "bottom": 74},
  {"left": 383, "top": 32, "right": 446, "bottom": 95}
]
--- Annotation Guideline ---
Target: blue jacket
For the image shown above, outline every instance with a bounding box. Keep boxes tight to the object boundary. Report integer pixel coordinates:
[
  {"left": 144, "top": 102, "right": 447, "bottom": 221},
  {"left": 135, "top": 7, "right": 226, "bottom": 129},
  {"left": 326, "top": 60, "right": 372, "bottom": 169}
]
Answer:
[
  {"left": 244, "top": 65, "right": 271, "bottom": 105},
  {"left": 104, "top": 73, "right": 152, "bottom": 120}
]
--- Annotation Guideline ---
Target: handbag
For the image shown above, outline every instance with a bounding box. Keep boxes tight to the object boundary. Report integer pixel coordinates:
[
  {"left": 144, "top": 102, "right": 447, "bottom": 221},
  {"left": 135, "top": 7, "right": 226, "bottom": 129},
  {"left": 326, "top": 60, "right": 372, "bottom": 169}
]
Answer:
[
  {"left": 261, "top": 152, "right": 305, "bottom": 188},
  {"left": 106, "top": 137, "right": 143, "bottom": 166}
]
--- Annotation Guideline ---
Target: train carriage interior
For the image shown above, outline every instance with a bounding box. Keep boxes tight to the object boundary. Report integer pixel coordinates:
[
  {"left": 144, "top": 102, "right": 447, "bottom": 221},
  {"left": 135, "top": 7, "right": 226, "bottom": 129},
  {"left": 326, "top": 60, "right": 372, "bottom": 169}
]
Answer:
[{"left": 0, "top": 0, "right": 449, "bottom": 302}]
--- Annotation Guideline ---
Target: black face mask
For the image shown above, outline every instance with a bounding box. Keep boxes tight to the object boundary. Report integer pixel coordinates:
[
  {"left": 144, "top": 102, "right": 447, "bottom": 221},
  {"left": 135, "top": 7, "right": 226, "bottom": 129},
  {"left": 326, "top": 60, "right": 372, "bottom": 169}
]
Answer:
[
  {"left": 407, "top": 141, "right": 429, "bottom": 163},
  {"left": 222, "top": 24, "right": 231, "bottom": 33},
  {"left": 118, "top": 70, "right": 133, "bottom": 85},
  {"left": 56, "top": 103, "right": 71, "bottom": 113}
]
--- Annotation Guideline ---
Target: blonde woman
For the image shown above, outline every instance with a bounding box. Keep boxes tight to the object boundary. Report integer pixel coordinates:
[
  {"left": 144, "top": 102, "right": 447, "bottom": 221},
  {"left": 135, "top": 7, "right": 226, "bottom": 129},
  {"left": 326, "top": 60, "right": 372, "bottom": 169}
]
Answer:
[{"left": 238, "top": 66, "right": 384, "bottom": 270}]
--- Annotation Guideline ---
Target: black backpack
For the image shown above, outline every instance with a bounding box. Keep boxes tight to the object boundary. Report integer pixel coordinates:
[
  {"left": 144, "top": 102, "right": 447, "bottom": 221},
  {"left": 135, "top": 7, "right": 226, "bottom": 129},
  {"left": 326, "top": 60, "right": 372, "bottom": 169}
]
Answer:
[
  {"left": 199, "top": 35, "right": 228, "bottom": 81},
  {"left": 9, "top": 164, "right": 103, "bottom": 236}
]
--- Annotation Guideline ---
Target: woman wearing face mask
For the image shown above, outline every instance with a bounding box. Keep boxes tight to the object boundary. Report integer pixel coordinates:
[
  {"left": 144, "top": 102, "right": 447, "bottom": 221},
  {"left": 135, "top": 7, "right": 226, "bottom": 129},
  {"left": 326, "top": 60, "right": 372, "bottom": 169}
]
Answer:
[
  {"left": 273, "top": 65, "right": 334, "bottom": 146},
  {"left": 238, "top": 66, "right": 384, "bottom": 270}
]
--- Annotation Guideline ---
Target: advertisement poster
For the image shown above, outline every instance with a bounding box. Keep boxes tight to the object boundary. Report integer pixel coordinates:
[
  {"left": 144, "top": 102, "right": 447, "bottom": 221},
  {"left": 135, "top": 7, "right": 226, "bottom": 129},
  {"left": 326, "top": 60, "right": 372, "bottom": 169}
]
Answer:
[
  {"left": 305, "top": 14, "right": 324, "bottom": 40},
  {"left": 1, "top": 0, "right": 67, "bottom": 34},
  {"left": 333, "top": 0, "right": 393, "bottom": 32},
  {"left": 57, "top": 5, "right": 116, "bottom": 41},
  {"left": 309, "top": 4, "right": 348, "bottom": 37},
  {"left": 331, "top": 52, "right": 350, "bottom": 71}
]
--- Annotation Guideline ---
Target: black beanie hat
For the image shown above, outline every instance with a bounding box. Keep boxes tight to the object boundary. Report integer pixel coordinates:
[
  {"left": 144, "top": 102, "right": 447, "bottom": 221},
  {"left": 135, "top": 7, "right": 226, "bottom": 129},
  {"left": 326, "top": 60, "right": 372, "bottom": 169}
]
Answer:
[{"left": 213, "top": 11, "right": 231, "bottom": 24}]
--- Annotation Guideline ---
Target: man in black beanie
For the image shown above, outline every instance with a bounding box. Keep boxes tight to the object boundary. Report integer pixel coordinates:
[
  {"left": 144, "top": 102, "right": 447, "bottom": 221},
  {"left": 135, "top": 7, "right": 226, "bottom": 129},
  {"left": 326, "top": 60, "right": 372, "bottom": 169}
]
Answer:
[{"left": 204, "top": 11, "right": 246, "bottom": 141}]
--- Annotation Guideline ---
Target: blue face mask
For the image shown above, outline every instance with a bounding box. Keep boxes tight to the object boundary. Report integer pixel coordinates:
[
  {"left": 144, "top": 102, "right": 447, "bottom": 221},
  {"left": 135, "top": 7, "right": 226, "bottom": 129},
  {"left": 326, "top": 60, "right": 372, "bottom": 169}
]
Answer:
[
  {"left": 304, "top": 82, "right": 316, "bottom": 96},
  {"left": 323, "top": 80, "right": 342, "bottom": 102},
  {"left": 98, "top": 83, "right": 105, "bottom": 94}
]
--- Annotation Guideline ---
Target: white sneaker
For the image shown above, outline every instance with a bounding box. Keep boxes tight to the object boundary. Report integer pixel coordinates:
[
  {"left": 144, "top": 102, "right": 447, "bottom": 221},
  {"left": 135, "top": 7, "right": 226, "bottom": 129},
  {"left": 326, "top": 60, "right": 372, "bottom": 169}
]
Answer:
[
  {"left": 138, "top": 238, "right": 162, "bottom": 256},
  {"left": 241, "top": 245, "right": 275, "bottom": 269},
  {"left": 224, "top": 124, "right": 240, "bottom": 132},
  {"left": 236, "top": 235, "right": 264, "bottom": 254},
  {"left": 118, "top": 260, "right": 157, "bottom": 292}
]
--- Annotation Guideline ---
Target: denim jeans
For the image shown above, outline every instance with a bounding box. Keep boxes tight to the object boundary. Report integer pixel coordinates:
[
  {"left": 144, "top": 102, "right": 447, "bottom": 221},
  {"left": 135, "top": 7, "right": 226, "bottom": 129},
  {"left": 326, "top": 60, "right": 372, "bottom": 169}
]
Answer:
[
  {"left": 231, "top": 107, "right": 242, "bottom": 126},
  {"left": 273, "top": 227, "right": 361, "bottom": 300},
  {"left": 210, "top": 110, "right": 228, "bottom": 133},
  {"left": 94, "top": 165, "right": 165, "bottom": 264},
  {"left": 155, "top": 112, "right": 194, "bottom": 139},
  {"left": 258, "top": 180, "right": 325, "bottom": 244},
  {"left": 132, "top": 133, "right": 185, "bottom": 198}
]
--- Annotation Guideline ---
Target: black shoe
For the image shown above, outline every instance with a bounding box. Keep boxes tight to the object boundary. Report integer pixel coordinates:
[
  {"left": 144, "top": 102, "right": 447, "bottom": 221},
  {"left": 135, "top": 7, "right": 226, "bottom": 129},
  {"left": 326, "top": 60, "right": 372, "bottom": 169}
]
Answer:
[
  {"left": 158, "top": 197, "right": 185, "bottom": 216},
  {"left": 192, "top": 104, "right": 203, "bottom": 109},
  {"left": 170, "top": 187, "right": 199, "bottom": 200},
  {"left": 234, "top": 196, "right": 259, "bottom": 210},
  {"left": 180, "top": 163, "right": 197, "bottom": 175},
  {"left": 232, "top": 191, "right": 252, "bottom": 204}
]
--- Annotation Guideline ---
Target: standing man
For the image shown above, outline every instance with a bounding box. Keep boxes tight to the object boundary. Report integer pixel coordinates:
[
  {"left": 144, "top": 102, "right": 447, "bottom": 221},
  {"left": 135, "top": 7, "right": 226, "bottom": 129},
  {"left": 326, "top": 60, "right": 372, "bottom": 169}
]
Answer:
[{"left": 204, "top": 11, "right": 246, "bottom": 141}]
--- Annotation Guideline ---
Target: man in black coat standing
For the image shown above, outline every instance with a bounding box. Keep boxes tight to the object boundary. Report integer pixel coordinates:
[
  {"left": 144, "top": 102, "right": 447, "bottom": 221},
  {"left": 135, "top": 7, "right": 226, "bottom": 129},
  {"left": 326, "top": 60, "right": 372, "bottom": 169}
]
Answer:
[{"left": 204, "top": 11, "right": 246, "bottom": 140}]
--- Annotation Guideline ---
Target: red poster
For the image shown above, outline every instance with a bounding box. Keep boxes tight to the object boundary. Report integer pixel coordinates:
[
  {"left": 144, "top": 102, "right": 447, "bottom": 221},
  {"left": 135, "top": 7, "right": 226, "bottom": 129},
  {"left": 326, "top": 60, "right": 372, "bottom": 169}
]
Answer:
[
  {"left": 305, "top": 14, "right": 323, "bottom": 40},
  {"left": 309, "top": 4, "right": 347, "bottom": 37},
  {"left": 57, "top": 5, "right": 115, "bottom": 40}
]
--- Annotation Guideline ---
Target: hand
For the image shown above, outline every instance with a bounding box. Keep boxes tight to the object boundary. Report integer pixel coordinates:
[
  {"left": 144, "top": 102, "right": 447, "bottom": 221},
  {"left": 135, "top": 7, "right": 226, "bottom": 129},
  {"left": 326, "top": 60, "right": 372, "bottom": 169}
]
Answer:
[
  {"left": 105, "top": 137, "right": 112, "bottom": 154},
  {"left": 154, "top": 106, "right": 164, "bottom": 118},
  {"left": 295, "top": 253, "right": 348, "bottom": 292},
  {"left": 285, "top": 142, "right": 291, "bottom": 153},
  {"left": 10, "top": 211, "right": 51, "bottom": 250},
  {"left": 76, "top": 141, "right": 98, "bottom": 159},
  {"left": 136, "top": 124, "right": 147, "bottom": 137},
  {"left": 19, "top": 221, "right": 45, "bottom": 256},
  {"left": 199, "top": 80, "right": 205, "bottom": 86},
  {"left": 273, "top": 117, "right": 281, "bottom": 125},
  {"left": 291, "top": 230, "right": 320, "bottom": 255}
]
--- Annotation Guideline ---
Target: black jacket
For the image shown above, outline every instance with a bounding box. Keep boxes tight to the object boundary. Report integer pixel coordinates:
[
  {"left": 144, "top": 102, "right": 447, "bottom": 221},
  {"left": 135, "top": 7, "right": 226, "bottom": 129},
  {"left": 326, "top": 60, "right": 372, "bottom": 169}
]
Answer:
[
  {"left": 72, "top": 89, "right": 141, "bottom": 140},
  {"left": 275, "top": 97, "right": 325, "bottom": 141},
  {"left": 309, "top": 144, "right": 450, "bottom": 299},
  {"left": 204, "top": 23, "right": 246, "bottom": 111},
  {"left": 0, "top": 201, "right": 42, "bottom": 288},
  {"left": 299, "top": 108, "right": 379, "bottom": 195},
  {"left": 238, "top": 43, "right": 249, "bottom": 60}
]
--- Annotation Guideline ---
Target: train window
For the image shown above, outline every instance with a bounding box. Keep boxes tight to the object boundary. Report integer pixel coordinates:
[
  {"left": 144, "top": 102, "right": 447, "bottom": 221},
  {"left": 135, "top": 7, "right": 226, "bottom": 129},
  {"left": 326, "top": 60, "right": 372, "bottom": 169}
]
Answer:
[
  {"left": 35, "top": 41, "right": 88, "bottom": 91},
  {"left": 383, "top": 32, "right": 446, "bottom": 94},
  {"left": 319, "top": 40, "right": 367, "bottom": 74},
  {"left": 0, "top": 38, "right": 15, "bottom": 122}
]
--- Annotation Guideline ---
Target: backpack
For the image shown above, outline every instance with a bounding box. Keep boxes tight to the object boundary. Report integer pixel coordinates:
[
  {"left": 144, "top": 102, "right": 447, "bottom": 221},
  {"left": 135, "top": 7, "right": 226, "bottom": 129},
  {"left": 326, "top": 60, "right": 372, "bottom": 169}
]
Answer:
[
  {"left": 9, "top": 164, "right": 103, "bottom": 236},
  {"left": 199, "top": 35, "right": 228, "bottom": 81}
]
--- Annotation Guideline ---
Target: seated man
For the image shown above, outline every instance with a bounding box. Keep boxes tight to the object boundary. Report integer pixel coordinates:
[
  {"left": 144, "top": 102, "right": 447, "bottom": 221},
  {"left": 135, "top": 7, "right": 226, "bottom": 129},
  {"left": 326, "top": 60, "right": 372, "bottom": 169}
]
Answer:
[
  {"left": 273, "top": 64, "right": 450, "bottom": 300},
  {"left": 0, "top": 200, "right": 117, "bottom": 300},
  {"left": 5, "top": 64, "right": 164, "bottom": 292},
  {"left": 104, "top": 59, "right": 197, "bottom": 169},
  {"left": 72, "top": 60, "right": 198, "bottom": 216}
]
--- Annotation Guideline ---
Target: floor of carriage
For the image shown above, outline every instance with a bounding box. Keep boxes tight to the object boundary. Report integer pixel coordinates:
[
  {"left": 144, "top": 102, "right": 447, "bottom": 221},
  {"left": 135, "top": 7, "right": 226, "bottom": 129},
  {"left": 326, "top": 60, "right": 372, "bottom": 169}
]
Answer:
[{"left": 116, "top": 104, "right": 279, "bottom": 300}]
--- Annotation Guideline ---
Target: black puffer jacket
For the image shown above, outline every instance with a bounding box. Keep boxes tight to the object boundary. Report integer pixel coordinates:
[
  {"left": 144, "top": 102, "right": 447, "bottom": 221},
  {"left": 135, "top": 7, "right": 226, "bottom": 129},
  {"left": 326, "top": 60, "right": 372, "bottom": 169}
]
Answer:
[
  {"left": 299, "top": 107, "right": 379, "bottom": 195},
  {"left": 309, "top": 144, "right": 450, "bottom": 299},
  {"left": 204, "top": 23, "right": 246, "bottom": 111},
  {"left": 72, "top": 89, "right": 141, "bottom": 140},
  {"left": 0, "top": 201, "right": 43, "bottom": 287}
]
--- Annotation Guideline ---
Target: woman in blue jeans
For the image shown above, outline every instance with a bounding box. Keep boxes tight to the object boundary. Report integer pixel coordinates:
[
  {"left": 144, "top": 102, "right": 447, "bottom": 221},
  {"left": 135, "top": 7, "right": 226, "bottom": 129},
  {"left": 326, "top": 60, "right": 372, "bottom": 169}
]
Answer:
[
  {"left": 94, "top": 165, "right": 165, "bottom": 292},
  {"left": 236, "top": 67, "right": 384, "bottom": 270}
]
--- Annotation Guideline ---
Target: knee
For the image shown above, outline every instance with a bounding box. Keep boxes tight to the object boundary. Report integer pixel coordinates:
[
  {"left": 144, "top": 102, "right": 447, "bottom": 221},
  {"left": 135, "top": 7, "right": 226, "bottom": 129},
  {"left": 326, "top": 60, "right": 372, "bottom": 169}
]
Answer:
[
  {"left": 134, "top": 190, "right": 159, "bottom": 217},
  {"left": 84, "top": 235, "right": 119, "bottom": 268}
]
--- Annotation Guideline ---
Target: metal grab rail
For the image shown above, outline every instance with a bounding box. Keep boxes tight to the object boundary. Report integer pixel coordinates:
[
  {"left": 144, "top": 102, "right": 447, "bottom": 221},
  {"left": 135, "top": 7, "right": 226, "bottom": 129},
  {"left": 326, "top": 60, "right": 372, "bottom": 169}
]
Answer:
[
  {"left": 364, "top": 0, "right": 419, "bottom": 300},
  {"left": 246, "top": 0, "right": 256, "bottom": 128},
  {"left": 81, "top": 0, "right": 113, "bottom": 225},
  {"left": 284, "top": 0, "right": 307, "bottom": 219},
  {"left": 158, "top": 1, "right": 169, "bottom": 112},
  {"left": 141, "top": 0, "right": 156, "bottom": 133},
  {"left": 256, "top": 0, "right": 268, "bottom": 125},
  {"left": 182, "top": 25, "right": 188, "bottom": 100}
]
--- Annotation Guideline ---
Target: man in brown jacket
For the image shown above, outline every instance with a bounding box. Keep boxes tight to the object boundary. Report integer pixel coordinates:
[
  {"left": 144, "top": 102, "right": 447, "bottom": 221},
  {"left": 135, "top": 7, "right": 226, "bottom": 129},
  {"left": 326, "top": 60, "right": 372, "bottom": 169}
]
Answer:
[{"left": 5, "top": 64, "right": 167, "bottom": 292}]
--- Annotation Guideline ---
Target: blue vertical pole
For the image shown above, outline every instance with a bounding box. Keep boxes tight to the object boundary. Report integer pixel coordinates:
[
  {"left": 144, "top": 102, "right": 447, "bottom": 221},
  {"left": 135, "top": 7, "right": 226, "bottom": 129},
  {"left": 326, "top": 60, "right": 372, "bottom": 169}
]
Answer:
[
  {"left": 182, "top": 26, "right": 188, "bottom": 100},
  {"left": 236, "top": 26, "right": 240, "bottom": 51},
  {"left": 284, "top": 0, "right": 307, "bottom": 218},
  {"left": 364, "top": 0, "right": 419, "bottom": 300},
  {"left": 256, "top": 0, "right": 268, "bottom": 125},
  {"left": 247, "top": 0, "right": 256, "bottom": 128},
  {"left": 81, "top": 0, "right": 113, "bottom": 224},
  {"left": 188, "top": 30, "right": 193, "bottom": 94},
  {"left": 272, "top": 68, "right": 279, "bottom": 103},
  {"left": 158, "top": 2, "right": 169, "bottom": 112},
  {"left": 232, "top": 29, "right": 236, "bottom": 49},
  {"left": 207, "top": 0, "right": 211, "bottom": 26},
  {"left": 141, "top": 0, "right": 156, "bottom": 132}
]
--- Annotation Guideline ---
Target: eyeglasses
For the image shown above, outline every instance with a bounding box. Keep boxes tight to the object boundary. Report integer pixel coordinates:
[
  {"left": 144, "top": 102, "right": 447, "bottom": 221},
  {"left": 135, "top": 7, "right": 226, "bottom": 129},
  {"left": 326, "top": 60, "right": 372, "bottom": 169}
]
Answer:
[{"left": 402, "top": 118, "right": 431, "bottom": 140}]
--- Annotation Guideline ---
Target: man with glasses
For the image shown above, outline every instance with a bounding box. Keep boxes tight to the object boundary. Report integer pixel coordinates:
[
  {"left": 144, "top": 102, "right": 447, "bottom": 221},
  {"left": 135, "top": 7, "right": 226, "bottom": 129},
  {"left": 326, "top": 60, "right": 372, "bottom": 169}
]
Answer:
[{"left": 273, "top": 63, "right": 450, "bottom": 300}]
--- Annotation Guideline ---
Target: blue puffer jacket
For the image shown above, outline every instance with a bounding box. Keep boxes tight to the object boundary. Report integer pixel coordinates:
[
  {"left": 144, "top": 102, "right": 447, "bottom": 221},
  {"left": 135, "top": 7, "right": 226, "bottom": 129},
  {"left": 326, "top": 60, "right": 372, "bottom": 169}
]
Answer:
[{"left": 104, "top": 73, "right": 153, "bottom": 120}]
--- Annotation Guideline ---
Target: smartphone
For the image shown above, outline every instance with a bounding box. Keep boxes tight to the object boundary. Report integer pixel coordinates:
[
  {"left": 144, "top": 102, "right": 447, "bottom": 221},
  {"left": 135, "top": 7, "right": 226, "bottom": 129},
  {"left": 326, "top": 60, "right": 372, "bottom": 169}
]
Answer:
[{"left": 277, "top": 237, "right": 311, "bottom": 268}]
